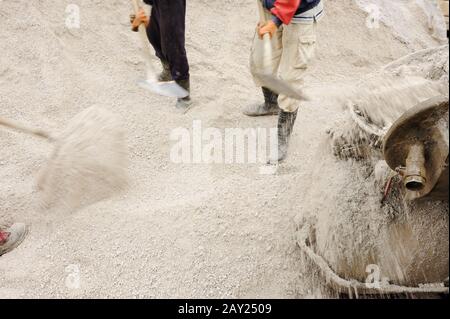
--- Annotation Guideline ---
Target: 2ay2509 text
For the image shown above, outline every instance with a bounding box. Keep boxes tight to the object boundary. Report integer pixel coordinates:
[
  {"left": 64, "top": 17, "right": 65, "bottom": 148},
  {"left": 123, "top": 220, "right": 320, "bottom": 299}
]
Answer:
[{"left": 222, "top": 303, "right": 272, "bottom": 314}]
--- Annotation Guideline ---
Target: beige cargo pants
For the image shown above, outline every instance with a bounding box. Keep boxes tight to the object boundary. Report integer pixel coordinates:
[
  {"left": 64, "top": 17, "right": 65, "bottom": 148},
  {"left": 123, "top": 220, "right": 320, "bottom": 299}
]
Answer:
[{"left": 250, "top": 3, "right": 317, "bottom": 113}]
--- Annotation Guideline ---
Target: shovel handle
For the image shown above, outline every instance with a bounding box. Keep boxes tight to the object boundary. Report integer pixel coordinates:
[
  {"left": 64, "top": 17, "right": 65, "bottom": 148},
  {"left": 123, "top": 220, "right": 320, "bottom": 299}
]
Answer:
[
  {"left": 130, "top": 0, "right": 157, "bottom": 79},
  {"left": 0, "top": 117, "right": 52, "bottom": 141},
  {"left": 258, "top": 0, "right": 268, "bottom": 25},
  {"left": 256, "top": 0, "right": 274, "bottom": 71},
  {"left": 131, "top": 0, "right": 141, "bottom": 14}
]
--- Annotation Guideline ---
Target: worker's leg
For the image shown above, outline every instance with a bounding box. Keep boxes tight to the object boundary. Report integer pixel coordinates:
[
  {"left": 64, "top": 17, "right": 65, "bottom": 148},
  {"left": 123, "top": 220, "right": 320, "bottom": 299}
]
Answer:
[
  {"left": 155, "top": 0, "right": 191, "bottom": 110},
  {"left": 146, "top": 5, "right": 172, "bottom": 82},
  {"left": 246, "top": 2, "right": 283, "bottom": 116},
  {"left": 250, "top": 2, "right": 283, "bottom": 84},
  {"left": 278, "top": 22, "right": 317, "bottom": 112},
  {"left": 157, "top": 0, "right": 190, "bottom": 82},
  {"left": 146, "top": 5, "right": 164, "bottom": 62},
  {"left": 273, "top": 22, "right": 317, "bottom": 162}
]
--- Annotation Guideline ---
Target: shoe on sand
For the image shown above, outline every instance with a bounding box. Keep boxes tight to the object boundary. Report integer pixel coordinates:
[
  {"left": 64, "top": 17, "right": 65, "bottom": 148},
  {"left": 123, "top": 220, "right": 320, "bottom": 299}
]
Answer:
[
  {"left": 176, "top": 96, "right": 193, "bottom": 112},
  {"left": 175, "top": 79, "right": 193, "bottom": 113},
  {"left": 243, "top": 87, "right": 279, "bottom": 117},
  {"left": 0, "top": 223, "right": 28, "bottom": 256},
  {"left": 158, "top": 60, "right": 173, "bottom": 82}
]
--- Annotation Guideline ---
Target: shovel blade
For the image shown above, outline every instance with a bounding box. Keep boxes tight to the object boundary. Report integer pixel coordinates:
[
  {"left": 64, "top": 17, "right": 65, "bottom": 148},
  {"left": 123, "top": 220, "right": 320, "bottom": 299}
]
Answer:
[
  {"left": 138, "top": 79, "right": 189, "bottom": 99},
  {"left": 255, "top": 73, "right": 308, "bottom": 101}
]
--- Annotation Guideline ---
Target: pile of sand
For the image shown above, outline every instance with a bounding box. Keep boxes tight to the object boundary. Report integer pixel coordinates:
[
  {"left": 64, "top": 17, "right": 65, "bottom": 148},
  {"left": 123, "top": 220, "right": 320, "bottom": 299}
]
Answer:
[{"left": 0, "top": 0, "right": 447, "bottom": 298}]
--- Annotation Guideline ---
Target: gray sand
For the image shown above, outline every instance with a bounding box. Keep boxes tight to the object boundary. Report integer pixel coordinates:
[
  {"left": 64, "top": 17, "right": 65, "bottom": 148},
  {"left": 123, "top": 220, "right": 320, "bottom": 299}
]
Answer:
[{"left": 0, "top": 0, "right": 447, "bottom": 298}]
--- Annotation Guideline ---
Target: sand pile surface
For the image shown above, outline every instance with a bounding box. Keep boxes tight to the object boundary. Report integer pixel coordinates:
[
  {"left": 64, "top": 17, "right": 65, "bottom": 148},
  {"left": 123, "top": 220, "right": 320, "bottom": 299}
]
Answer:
[{"left": 0, "top": 0, "right": 447, "bottom": 298}]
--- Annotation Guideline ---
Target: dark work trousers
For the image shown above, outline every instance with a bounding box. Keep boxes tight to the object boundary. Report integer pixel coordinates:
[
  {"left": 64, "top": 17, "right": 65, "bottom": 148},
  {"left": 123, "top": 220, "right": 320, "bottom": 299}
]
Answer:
[{"left": 146, "top": 0, "right": 190, "bottom": 82}]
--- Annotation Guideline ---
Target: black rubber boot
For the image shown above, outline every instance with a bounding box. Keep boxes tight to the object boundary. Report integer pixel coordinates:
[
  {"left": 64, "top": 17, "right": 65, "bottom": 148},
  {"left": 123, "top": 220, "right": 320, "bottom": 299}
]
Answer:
[
  {"left": 243, "top": 87, "right": 279, "bottom": 117},
  {"left": 269, "top": 109, "right": 298, "bottom": 164},
  {"left": 175, "top": 78, "right": 192, "bottom": 112},
  {"left": 158, "top": 60, "right": 172, "bottom": 82}
]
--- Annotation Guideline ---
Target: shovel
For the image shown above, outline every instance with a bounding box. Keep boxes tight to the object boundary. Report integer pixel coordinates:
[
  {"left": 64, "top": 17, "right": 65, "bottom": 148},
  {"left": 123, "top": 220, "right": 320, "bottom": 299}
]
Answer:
[
  {"left": 131, "top": 0, "right": 188, "bottom": 99},
  {"left": 0, "top": 107, "right": 128, "bottom": 210},
  {"left": 254, "top": 1, "right": 308, "bottom": 101},
  {"left": 0, "top": 117, "right": 53, "bottom": 141}
]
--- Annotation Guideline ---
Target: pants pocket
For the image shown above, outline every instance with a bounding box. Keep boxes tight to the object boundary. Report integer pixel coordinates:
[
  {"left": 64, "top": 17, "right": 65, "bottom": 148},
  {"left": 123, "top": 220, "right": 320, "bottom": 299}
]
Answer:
[{"left": 296, "top": 24, "right": 317, "bottom": 70}]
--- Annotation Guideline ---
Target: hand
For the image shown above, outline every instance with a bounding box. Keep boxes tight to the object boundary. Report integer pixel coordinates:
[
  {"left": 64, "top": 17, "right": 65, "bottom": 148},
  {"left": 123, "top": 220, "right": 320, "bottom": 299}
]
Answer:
[
  {"left": 131, "top": 8, "right": 149, "bottom": 29},
  {"left": 258, "top": 20, "right": 278, "bottom": 39}
]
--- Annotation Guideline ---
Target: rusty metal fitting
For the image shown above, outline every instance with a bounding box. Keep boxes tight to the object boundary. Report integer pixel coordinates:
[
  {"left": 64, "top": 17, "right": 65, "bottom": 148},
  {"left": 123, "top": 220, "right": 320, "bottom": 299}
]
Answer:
[{"left": 404, "top": 143, "right": 427, "bottom": 191}]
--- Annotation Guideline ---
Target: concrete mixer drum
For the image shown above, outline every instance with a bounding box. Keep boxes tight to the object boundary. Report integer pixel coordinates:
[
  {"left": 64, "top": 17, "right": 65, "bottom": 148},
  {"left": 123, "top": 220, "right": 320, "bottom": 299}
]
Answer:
[{"left": 383, "top": 95, "right": 449, "bottom": 201}]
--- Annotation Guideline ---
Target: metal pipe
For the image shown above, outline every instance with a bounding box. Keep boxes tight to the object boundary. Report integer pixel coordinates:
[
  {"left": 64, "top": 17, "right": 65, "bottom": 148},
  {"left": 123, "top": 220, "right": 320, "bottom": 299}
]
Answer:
[{"left": 404, "top": 143, "right": 427, "bottom": 191}]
